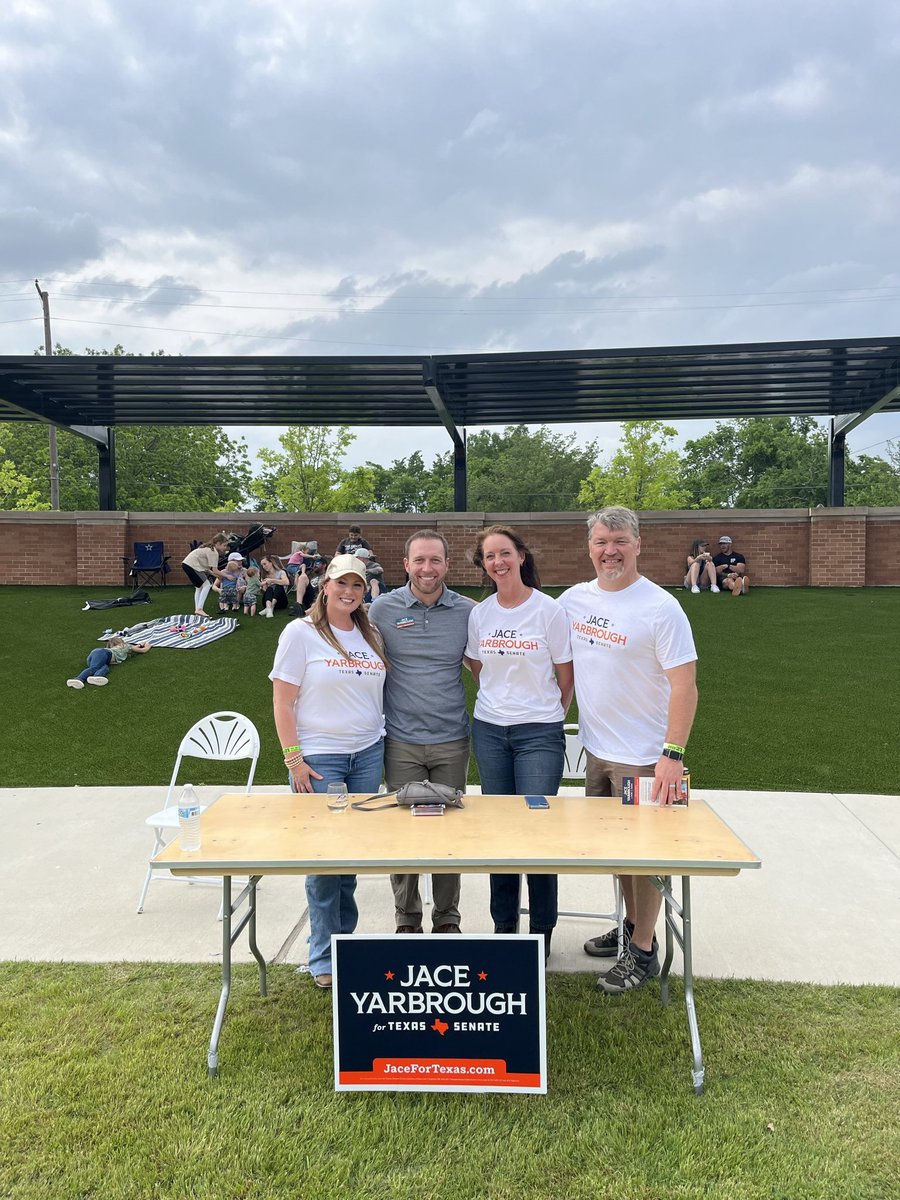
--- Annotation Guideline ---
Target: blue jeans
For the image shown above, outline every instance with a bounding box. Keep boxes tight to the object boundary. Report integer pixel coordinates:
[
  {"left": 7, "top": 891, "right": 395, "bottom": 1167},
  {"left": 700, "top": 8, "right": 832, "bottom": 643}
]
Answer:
[
  {"left": 78, "top": 648, "right": 113, "bottom": 684},
  {"left": 472, "top": 718, "right": 565, "bottom": 933},
  {"left": 295, "top": 739, "right": 384, "bottom": 976}
]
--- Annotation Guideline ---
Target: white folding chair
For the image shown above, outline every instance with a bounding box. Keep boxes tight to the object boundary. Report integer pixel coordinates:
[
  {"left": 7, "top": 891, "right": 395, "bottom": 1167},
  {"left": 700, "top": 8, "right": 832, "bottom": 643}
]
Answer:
[
  {"left": 136, "top": 711, "right": 260, "bottom": 914},
  {"left": 563, "top": 722, "right": 587, "bottom": 781},
  {"left": 521, "top": 723, "right": 623, "bottom": 940}
]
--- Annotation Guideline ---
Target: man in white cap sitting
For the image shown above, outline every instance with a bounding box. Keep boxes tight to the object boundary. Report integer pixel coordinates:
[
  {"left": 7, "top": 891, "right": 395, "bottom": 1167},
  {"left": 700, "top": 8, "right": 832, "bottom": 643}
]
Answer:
[
  {"left": 712, "top": 536, "right": 750, "bottom": 597},
  {"left": 355, "top": 547, "right": 384, "bottom": 601}
]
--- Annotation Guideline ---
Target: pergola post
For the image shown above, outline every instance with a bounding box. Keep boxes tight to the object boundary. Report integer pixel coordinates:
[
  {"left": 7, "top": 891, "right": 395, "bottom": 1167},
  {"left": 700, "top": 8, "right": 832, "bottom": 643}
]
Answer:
[
  {"left": 98, "top": 427, "right": 116, "bottom": 511},
  {"left": 827, "top": 420, "right": 845, "bottom": 508},
  {"left": 423, "top": 359, "right": 467, "bottom": 512}
]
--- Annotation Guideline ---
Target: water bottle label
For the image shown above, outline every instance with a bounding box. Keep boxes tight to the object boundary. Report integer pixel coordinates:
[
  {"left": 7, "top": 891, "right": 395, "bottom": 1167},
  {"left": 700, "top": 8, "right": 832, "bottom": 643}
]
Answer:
[{"left": 178, "top": 806, "right": 200, "bottom": 819}]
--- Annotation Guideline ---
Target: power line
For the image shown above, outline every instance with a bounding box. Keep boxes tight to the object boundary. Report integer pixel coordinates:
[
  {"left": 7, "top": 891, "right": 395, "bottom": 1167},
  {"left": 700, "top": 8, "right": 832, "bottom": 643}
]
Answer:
[
  {"left": 25, "top": 276, "right": 900, "bottom": 301},
  {"left": 48, "top": 316, "right": 443, "bottom": 352}
]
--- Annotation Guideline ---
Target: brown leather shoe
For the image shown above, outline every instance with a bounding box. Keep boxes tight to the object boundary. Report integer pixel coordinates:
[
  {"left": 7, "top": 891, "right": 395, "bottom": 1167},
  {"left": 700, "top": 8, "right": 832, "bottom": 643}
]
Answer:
[
  {"left": 313, "top": 973, "right": 333, "bottom": 989},
  {"left": 433, "top": 923, "right": 461, "bottom": 934},
  {"left": 396, "top": 925, "right": 424, "bottom": 933}
]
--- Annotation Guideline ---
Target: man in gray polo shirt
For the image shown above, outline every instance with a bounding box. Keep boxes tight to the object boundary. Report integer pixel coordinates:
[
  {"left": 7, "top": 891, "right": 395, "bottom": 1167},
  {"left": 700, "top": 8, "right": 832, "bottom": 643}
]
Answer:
[{"left": 370, "top": 530, "right": 474, "bottom": 934}]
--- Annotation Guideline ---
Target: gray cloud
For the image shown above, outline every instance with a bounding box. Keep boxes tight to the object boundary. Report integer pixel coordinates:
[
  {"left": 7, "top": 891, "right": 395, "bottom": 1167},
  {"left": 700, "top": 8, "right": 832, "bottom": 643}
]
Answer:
[{"left": 0, "top": 0, "right": 897, "bottom": 463}]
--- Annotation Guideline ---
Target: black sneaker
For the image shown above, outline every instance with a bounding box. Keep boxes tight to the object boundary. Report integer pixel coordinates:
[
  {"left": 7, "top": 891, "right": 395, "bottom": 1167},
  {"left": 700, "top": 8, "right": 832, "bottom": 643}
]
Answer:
[
  {"left": 584, "top": 921, "right": 633, "bottom": 958},
  {"left": 596, "top": 944, "right": 660, "bottom": 994}
]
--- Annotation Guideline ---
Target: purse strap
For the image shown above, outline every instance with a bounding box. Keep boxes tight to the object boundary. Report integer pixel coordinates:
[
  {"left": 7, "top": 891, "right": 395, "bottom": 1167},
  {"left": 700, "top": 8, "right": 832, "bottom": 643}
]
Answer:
[{"left": 351, "top": 789, "right": 400, "bottom": 811}]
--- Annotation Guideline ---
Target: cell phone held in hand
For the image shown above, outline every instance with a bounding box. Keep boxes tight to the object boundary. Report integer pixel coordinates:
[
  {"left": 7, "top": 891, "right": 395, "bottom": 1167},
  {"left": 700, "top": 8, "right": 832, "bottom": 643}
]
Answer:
[{"left": 524, "top": 795, "right": 550, "bottom": 809}]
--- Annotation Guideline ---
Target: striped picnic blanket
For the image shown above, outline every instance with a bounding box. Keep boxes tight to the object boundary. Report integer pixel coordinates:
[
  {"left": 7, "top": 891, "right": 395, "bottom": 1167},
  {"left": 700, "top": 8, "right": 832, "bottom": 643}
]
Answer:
[{"left": 101, "top": 614, "right": 238, "bottom": 649}]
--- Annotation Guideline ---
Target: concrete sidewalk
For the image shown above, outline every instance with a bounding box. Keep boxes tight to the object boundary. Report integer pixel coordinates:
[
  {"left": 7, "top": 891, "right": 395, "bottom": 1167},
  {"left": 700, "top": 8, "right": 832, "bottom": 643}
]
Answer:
[{"left": 1, "top": 786, "right": 897, "bottom": 986}]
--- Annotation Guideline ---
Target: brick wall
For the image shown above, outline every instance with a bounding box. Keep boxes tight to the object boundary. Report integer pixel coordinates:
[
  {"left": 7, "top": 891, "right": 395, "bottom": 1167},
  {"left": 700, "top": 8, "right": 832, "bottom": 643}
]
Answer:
[{"left": 1, "top": 508, "right": 899, "bottom": 587}]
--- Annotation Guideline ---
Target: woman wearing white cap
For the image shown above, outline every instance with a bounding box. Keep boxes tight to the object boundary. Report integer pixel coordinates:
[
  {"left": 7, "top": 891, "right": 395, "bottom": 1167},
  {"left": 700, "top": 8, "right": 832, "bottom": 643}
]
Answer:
[{"left": 269, "top": 554, "right": 388, "bottom": 989}]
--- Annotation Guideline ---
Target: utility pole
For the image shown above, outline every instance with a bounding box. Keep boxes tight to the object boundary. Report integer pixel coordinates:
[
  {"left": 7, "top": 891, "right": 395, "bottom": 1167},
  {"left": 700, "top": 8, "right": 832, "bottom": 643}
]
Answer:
[{"left": 34, "top": 279, "right": 59, "bottom": 510}]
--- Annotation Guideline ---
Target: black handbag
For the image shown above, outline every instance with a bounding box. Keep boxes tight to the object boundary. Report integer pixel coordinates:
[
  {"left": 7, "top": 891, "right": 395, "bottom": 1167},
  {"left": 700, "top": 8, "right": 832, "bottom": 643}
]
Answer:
[{"left": 351, "top": 780, "right": 465, "bottom": 811}]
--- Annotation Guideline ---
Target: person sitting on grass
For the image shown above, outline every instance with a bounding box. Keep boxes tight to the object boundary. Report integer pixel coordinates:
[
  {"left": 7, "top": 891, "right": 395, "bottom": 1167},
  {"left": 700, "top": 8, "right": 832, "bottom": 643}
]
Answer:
[
  {"left": 354, "top": 547, "right": 385, "bottom": 602},
  {"left": 260, "top": 555, "right": 291, "bottom": 618},
  {"left": 67, "top": 636, "right": 151, "bottom": 689},
  {"left": 713, "top": 535, "right": 750, "bottom": 598},
  {"left": 219, "top": 553, "right": 246, "bottom": 612},
  {"left": 684, "top": 540, "right": 720, "bottom": 594}
]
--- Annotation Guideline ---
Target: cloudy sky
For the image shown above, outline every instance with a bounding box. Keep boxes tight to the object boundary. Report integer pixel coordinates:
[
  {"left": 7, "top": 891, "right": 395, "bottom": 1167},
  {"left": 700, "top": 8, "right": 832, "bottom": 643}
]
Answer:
[{"left": 2, "top": 0, "right": 899, "bottom": 474}]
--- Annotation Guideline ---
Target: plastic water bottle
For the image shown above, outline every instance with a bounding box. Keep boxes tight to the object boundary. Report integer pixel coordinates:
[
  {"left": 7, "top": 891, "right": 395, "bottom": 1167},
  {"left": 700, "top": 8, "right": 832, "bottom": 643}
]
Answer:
[{"left": 178, "top": 784, "right": 201, "bottom": 852}]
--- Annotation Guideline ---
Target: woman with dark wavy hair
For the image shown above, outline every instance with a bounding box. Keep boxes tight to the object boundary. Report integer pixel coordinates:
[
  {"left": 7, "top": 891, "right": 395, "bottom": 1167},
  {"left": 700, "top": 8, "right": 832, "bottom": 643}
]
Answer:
[{"left": 466, "top": 525, "right": 574, "bottom": 959}]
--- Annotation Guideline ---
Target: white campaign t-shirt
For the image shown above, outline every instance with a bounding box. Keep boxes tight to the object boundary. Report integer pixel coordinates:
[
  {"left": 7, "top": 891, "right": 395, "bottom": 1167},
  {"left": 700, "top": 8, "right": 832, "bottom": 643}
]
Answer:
[
  {"left": 558, "top": 576, "right": 696, "bottom": 765},
  {"left": 466, "top": 590, "right": 572, "bottom": 725},
  {"left": 269, "top": 619, "right": 386, "bottom": 754}
]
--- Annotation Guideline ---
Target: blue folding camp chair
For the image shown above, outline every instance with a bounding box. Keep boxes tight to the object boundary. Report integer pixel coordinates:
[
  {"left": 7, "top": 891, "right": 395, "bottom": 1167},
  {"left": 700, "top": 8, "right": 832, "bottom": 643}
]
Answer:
[{"left": 125, "top": 541, "right": 171, "bottom": 588}]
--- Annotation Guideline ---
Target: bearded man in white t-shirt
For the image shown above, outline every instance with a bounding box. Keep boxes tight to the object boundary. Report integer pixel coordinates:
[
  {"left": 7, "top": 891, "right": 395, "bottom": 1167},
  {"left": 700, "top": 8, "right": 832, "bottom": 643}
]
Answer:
[{"left": 558, "top": 506, "right": 698, "bottom": 995}]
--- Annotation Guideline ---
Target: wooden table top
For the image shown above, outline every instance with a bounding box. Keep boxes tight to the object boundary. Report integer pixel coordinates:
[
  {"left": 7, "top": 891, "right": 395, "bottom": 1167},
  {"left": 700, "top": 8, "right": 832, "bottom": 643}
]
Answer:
[{"left": 154, "top": 792, "right": 761, "bottom": 878}]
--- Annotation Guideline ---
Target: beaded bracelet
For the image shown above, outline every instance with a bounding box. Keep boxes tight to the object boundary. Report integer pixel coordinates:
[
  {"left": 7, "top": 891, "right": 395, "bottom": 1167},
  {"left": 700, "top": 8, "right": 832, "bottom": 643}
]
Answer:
[{"left": 284, "top": 753, "right": 305, "bottom": 769}]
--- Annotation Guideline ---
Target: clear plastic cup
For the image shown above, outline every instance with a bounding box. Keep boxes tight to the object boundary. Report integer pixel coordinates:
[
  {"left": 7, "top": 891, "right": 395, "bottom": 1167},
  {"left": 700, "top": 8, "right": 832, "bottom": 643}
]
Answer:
[{"left": 326, "top": 782, "right": 349, "bottom": 813}]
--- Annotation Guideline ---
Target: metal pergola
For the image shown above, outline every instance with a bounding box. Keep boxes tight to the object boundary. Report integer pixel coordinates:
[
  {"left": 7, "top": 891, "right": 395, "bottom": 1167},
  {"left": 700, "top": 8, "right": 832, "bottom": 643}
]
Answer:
[{"left": 2, "top": 336, "right": 898, "bottom": 510}]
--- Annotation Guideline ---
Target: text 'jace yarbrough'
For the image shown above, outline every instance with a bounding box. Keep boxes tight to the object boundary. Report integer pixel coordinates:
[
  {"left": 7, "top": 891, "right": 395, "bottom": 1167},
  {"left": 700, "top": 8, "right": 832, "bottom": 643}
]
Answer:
[{"left": 350, "top": 991, "right": 527, "bottom": 1016}]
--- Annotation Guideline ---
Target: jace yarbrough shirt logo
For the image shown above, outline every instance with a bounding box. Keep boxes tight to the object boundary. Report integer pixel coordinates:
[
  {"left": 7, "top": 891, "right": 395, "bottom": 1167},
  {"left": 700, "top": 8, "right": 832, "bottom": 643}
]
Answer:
[
  {"left": 324, "top": 650, "right": 386, "bottom": 676},
  {"left": 478, "top": 627, "right": 540, "bottom": 657},
  {"left": 571, "top": 613, "right": 628, "bottom": 648}
]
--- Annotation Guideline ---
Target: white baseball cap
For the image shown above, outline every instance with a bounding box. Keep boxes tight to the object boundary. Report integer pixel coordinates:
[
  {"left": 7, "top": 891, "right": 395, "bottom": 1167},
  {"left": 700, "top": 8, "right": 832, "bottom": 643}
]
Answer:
[{"left": 324, "top": 554, "right": 367, "bottom": 583}]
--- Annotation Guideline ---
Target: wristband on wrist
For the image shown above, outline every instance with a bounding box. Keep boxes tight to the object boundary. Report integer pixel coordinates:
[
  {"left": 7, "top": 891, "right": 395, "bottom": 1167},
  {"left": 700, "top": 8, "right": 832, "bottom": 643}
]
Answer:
[
  {"left": 662, "top": 742, "right": 685, "bottom": 761},
  {"left": 281, "top": 744, "right": 300, "bottom": 755}
]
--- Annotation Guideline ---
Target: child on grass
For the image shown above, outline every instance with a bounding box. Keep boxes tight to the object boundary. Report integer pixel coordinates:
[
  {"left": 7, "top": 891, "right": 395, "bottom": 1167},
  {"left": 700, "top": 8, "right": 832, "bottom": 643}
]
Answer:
[
  {"left": 243, "top": 566, "right": 261, "bottom": 616},
  {"left": 66, "top": 636, "right": 151, "bottom": 689},
  {"left": 219, "top": 553, "right": 246, "bottom": 612}
]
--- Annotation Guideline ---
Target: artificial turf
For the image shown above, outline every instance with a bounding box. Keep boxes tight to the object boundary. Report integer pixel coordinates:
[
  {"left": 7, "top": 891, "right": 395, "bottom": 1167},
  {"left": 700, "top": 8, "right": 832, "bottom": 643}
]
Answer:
[{"left": 4, "top": 584, "right": 898, "bottom": 793}]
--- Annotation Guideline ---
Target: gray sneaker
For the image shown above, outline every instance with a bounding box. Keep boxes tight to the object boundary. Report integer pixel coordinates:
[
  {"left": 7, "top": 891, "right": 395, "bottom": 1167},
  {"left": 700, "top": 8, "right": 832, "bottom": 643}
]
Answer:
[
  {"left": 86, "top": 676, "right": 109, "bottom": 686},
  {"left": 66, "top": 679, "right": 84, "bottom": 689},
  {"left": 596, "top": 944, "right": 660, "bottom": 994},
  {"left": 584, "top": 922, "right": 632, "bottom": 958}
]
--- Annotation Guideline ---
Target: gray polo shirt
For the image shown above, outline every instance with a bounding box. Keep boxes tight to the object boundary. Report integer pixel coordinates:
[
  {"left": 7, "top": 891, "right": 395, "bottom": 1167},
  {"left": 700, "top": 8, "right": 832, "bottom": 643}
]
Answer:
[{"left": 370, "top": 584, "right": 473, "bottom": 744}]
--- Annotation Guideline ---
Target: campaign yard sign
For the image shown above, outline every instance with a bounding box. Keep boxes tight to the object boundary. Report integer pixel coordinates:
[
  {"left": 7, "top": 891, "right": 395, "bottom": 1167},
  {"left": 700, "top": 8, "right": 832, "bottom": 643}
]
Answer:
[{"left": 332, "top": 934, "right": 547, "bottom": 1093}]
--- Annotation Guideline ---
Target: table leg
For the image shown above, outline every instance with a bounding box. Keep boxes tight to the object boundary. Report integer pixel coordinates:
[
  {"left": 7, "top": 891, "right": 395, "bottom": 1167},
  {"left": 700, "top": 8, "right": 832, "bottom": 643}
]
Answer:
[
  {"left": 248, "top": 875, "right": 267, "bottom": 997},
  {"left": 681, "top": 877, "right": 705, "bottom": 1094},
  {"left": 659, "top": 873, "right": 675, "bottom": 1006},
  {"left": 208, "top": 875, "right": 232, "bottom": 1077}
]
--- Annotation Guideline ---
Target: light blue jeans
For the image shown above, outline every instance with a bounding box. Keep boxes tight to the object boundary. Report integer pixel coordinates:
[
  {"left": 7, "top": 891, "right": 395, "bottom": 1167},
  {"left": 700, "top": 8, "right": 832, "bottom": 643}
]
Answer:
[
  {"left": 78, "top": 648, "right": 113, "bottom": 683},
  {"left": 295, "top": 739, "right": 384, "bottom": 977},
  {"left": 472, "top": 718, "right": 565, "bottom": 933}
]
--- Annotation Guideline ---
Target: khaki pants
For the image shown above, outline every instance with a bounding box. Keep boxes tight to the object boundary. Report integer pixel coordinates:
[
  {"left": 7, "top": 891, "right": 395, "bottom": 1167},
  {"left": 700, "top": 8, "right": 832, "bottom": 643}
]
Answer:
[
  {"left": 585, "top": 750, "right": 656, "bottom": 798},
  {"left": 386, "top": 736, "right": 470, "bottom": 929}
]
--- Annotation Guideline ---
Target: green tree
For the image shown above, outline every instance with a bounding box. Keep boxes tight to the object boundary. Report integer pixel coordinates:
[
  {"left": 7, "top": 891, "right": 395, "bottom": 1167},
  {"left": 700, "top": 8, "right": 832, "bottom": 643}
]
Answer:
[
  {"left": 249, "top": 426, "right": 375, "bottom": 512},
  {"left": 681, "top": 417, "right": 829, "bottom": 508},
  {"left": 0, "top": 421, "right": 252, "bottom": 511},
  {"left": 427, "top": 426, "right": 598, "bottom": 512},
  {"left": 578, "top": 420, "right": 688, "bottom": 510},
  {"left": 365, "top": 452, "right": 434, "bottom": 512}
]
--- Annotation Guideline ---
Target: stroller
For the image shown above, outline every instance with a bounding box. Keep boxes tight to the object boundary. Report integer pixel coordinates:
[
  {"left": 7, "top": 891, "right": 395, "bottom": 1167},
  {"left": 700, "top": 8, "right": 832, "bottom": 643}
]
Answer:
[{"left": 217, "top": 523, "right": 277, "bottom": 569}]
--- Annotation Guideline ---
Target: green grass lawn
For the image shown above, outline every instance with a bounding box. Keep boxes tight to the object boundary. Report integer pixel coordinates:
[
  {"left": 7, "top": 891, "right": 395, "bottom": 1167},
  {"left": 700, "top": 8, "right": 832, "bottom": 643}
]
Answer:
[
  {"left": 0, "top": 964, "right": 897, "bottom": 1200},
  {"left": 5, "top": 584, "right": 897, "bottom": 793}
]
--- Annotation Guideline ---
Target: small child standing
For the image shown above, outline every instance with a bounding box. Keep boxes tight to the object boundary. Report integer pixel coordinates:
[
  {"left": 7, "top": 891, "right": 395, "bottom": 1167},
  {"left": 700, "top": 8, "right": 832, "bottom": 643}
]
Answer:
[
  {"left": 219, "top": 553, "right": 246, "bottom": 612},
  {"left": 67, "top": 636, "right": 151, "bottom": 688},
  {"left": 243, "top": 566, "right": 261, "bottom": 616}
]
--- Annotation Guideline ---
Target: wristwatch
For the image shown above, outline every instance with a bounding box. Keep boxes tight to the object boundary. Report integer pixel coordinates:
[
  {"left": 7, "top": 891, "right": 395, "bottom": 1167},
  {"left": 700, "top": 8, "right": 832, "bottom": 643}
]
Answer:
[{"left": 661, "top": 747, "right": 684, "bottom": 761}]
